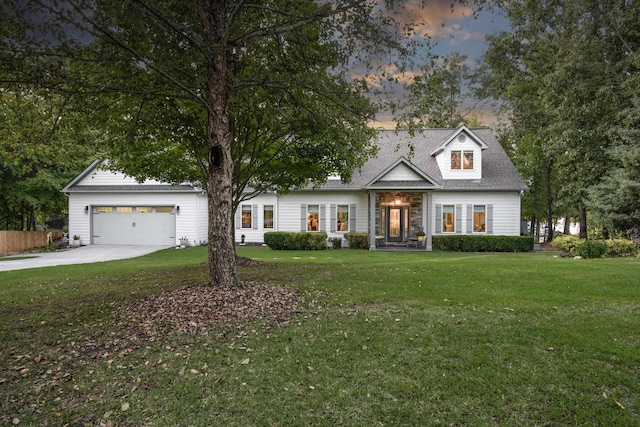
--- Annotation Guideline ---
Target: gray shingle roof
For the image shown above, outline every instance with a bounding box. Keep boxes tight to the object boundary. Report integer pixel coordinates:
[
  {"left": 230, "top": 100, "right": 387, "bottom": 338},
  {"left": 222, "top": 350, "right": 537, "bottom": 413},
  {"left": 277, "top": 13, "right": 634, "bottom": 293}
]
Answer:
[{"left": 314, "top": 128, "right": 528, "bottom": 192}]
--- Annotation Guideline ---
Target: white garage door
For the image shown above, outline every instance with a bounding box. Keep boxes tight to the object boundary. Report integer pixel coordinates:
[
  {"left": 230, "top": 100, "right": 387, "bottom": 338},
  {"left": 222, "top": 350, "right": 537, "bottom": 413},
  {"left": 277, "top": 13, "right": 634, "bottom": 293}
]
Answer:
[{"left": 92, "top": 206, "right": 176, "bottom": 245}]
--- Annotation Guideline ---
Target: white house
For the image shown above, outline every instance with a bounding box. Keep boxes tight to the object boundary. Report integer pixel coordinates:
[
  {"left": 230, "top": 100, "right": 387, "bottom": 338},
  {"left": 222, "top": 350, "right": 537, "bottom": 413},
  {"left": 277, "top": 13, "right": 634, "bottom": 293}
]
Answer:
[{"left": 62, "top": 126, "right": 528, "bottom": 250}]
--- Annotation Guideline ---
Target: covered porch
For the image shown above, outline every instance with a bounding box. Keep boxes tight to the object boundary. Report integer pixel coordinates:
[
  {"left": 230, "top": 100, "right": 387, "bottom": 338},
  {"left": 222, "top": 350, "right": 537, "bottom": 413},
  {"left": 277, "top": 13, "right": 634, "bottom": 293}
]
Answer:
[
  {"left": 368, "top": 191, "right": 433, "bottom": 251},
  {"left": 363, "top": 157, "right": 440, "bottom": 251}
]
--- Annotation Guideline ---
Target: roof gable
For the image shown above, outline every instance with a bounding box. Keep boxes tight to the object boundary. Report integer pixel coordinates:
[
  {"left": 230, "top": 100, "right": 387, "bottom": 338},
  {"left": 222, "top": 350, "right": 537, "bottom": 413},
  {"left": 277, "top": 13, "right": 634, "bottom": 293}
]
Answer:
[
  {"left": 61, "top": 160, "right": 101, "bottom": 193},
  {"left": 61, "top": 160, "right": 200, "bottom": 193},
  {"left": 364, "top": 157, "right": 440, "bottom": 189},
  {"left": 429, "top": 125, "right": 488, "bottom": 156}
]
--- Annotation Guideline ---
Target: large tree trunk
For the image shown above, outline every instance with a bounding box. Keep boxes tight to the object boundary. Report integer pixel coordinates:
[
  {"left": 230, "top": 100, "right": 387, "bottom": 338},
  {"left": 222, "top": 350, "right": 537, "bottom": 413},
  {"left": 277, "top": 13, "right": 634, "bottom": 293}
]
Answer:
[
  {"left": 29, "top": 208, "right": 36, "bottom": 231},
  {"left": 578, "top": 202, "right": 587, "bottom": 239},
  {"left": 563, "top": 215, "right": 571, "bottom": 234},
  {"left": 545, "top": 160, "right": 554, "bottom": 242},
  {"left": 202, "top": 0, "right": 238, "bottom": 287}
]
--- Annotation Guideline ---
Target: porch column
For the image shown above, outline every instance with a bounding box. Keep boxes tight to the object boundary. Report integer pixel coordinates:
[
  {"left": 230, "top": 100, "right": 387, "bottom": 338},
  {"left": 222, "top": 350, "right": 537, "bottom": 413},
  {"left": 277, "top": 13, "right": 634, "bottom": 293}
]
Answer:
[
  {"left": 426, "top": 190, "right": 433, "bottom": 251},
  {"left": 369, "top": 191, "right": 377, "bottom": 250}
]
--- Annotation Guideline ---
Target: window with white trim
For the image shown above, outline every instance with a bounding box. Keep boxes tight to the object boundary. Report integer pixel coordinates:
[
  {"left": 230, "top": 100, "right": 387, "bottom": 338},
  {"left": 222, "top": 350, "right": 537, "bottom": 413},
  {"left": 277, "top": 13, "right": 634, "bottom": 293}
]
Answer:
[
  {"left": 443, "top": 205, "right": 455, "bottom": 233},
  {"left": 451, "top": 150, "right": 474, "bottom": 170},
  {"left": 337, "top": 205, "right": 349, "bottom": 232},
  {"left": 241, "top": 205, "right": 252, "bottom": 229},
  {"left": 474, "top": 205, "right": 486, "bottom": 232},
  {"left": 307, "top": 205, "right": 319, "bottom": 231},
  {"left": 264, "top": 205, "right": 274, "bottom": 229}
]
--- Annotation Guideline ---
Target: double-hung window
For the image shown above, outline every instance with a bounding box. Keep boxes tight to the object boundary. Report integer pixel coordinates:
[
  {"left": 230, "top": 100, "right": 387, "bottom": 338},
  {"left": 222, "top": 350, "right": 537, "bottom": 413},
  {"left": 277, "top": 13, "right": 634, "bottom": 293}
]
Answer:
[
  {"left": 443, "top": 205, "right": 455, "bottom": 233},
  {"left": 307, "top": 205, "right": 319, "bottom": 231},
  {"left": 241, "top": 205, "right": 252, "bottom": 229},
  {"left": 264, "top": 205, "right": 274, "bottom": 229},
  {"left": 336, "top": 205, "right": 349, "bottom": 232},
  {"left": 473, "top": 205, "right": 486, "bottom": 232}
]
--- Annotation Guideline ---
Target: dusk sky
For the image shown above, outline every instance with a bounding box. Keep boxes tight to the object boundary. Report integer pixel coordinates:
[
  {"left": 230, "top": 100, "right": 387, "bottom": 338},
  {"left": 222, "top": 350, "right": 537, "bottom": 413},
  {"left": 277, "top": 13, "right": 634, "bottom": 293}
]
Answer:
[{"left": 369, "top": 0, "right": 510, "bottom": 128}]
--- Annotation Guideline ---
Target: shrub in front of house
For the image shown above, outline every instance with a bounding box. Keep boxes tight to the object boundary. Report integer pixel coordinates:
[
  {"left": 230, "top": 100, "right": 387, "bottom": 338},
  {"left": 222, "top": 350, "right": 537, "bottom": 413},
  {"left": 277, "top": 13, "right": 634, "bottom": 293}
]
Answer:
[
  {"left": 432, "top": 235, "right": 534, "bottom": 252},
  {"left": 344, "top": 232, "right": 369, "bottom": 249},
  {"left": 576, "top": 240, "right": 608, "bottom": 259},
  {"left": 263, "top": 232, "right": 327, "bottom": 250},
  {"left": 329, "top": 237, "right": 343, "bottom": 249}
]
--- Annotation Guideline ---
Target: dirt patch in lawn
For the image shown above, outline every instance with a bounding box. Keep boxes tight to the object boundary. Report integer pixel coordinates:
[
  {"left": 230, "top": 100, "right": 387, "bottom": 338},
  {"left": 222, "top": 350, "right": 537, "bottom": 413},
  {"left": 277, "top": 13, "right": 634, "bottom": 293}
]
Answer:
[
  {"left": 70, "top": 257, "right": 309, "bottom": 357},
  {"left": 115, "top": 280, "right": 305, "bottom": 339}
]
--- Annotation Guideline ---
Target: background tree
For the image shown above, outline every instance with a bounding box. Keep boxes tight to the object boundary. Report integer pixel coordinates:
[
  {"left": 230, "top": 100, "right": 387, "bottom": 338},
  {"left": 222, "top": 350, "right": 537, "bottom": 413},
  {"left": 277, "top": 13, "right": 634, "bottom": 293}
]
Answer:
[
  {"left": 0, "top": 90, "right": 97, "bottom": 230},
  {"left": 394, "top": 52, "right": 484, "bottom": 130},
  {"left": 481, "top": 0, "right": 636, "bottom": 241},
  {"left": 1, "top": 0, "right": 434, "bottom": 286},
  {"left": 481, "top": 10, "right": 563, "bottom": 242},
  {"left": 588, "top": 9, "right": 640, "bottom": 240}
]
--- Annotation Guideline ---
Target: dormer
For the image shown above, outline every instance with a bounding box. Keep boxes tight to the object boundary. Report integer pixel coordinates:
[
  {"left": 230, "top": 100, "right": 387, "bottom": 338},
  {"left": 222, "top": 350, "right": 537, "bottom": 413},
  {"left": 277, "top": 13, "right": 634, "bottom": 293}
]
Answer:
[{"left": 430, "top": 126, "right": 488, "bottom": 180}]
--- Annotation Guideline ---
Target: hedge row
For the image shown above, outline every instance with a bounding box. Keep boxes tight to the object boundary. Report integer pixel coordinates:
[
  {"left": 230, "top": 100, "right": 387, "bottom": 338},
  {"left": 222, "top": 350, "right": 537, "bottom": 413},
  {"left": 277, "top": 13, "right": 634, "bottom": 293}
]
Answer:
[
  {"left": 262, "top": 232, "right": 373, "bottom": 250},
  {"left": 262, "top": 232, "right": 535, "bottom": 252},
  {"left": 432, "top": 235, "right": 534, "bottom": 252},
  {"left": 263, "top": 232, "right": 328, "bottom": 250}
]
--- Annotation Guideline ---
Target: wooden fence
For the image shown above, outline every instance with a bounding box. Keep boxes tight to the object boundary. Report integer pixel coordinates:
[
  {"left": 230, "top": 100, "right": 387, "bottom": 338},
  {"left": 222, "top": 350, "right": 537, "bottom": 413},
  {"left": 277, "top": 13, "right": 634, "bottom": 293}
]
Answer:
[{"left": 0, "top": 231, "right": 64, "bottom": 254}]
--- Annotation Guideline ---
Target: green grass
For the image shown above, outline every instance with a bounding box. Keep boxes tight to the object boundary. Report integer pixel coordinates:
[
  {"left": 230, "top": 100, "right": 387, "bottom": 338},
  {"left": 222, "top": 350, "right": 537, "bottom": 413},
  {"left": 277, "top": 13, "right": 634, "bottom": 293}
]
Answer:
[{"left": 1, "top": 247, "right": 639, "bottom": 426}]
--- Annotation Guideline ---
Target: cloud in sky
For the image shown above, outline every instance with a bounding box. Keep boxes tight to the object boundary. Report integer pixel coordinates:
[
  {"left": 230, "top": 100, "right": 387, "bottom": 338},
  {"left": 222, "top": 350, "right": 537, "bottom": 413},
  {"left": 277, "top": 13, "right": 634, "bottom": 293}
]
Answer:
[
  {"left": 402, "top": 0, "right": 477, "bottom": 39},
  {"left": 362, "top": 0, "right": 510, "bottom": 128},
  {"left": 398, "top": 0, "right": 508, "bottom": 57}
]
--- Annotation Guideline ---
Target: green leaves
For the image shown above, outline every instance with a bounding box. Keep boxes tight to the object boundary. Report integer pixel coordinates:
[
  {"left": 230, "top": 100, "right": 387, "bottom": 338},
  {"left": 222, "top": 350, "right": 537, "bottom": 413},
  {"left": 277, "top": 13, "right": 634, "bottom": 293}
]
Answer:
[
  {"left": 482, "top": 0, "right": 639, "bottom": 238},
  {"left": 395, "top": 53, "right": 480, "bottom": 130},
  {"left": 0, "top": 90, "right": 97, "bottom": 229}
]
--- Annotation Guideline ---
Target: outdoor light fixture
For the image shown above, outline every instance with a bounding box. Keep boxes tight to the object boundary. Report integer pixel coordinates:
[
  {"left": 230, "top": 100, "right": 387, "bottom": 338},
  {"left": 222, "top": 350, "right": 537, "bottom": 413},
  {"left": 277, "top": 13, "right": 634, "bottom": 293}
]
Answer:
[
  {"left": 84, "top": 206, "right": 89, "bottom": 213},
  {"left": 394, "top": 193, "right": 402, "bottom": 205},
  {"left": 176, "top": 206, "right": 180, "bottom": 213}
]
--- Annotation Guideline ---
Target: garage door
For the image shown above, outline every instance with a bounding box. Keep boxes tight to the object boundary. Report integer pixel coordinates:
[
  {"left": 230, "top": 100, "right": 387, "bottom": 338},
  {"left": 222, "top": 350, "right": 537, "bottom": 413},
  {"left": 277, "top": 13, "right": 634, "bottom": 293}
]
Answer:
[{"left": 92, "top": 206, "right": 176, "bottom": 245}]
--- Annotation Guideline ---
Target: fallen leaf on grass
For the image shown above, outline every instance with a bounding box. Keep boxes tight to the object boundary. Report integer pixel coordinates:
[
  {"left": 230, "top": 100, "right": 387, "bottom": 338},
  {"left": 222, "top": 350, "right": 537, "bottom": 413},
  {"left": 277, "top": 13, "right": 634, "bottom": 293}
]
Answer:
[
  {"left": 112, "top": 281, "right": 306, "bottom": 341},
  {"left": 240, "top": 358, "right": 250, "bottom": 365},
  {"left": 121, "top": 402, "right": 130, "bottom": 411}
]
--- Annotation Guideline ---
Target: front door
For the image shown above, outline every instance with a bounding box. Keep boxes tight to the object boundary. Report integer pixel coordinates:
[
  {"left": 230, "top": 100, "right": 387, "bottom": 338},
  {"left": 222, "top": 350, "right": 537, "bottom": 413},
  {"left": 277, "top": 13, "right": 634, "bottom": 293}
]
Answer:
[{"left": 386, "top": 207, "right": 405, "bottom": 242}]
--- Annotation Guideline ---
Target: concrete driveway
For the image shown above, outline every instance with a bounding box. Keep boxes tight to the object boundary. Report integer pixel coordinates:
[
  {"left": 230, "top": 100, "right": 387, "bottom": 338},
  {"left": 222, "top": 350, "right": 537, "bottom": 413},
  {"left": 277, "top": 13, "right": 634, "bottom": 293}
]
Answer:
[{"left": 0, "top": 245, "right": 170, "bottom": 272}]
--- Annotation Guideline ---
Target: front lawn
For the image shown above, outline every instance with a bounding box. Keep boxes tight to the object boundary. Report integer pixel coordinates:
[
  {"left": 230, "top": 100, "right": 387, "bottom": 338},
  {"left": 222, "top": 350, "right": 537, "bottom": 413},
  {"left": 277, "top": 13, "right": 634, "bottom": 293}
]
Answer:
[{"left": 1, "top": 247, "right": 638, "bottom": 426}]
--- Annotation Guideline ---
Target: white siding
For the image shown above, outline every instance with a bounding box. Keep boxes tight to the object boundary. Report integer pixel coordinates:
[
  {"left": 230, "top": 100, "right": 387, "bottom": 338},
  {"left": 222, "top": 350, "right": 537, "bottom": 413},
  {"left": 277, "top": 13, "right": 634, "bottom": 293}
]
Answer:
[
  {"left": 285, "top": 191, "right": 367, "bottom": 236},
  {"left": 431, "top": 192, "right": 522, "bottom": 236},
  {"left": 381, "top": 163, "right": 424, "bottom": 181},
  {"left": 434, "top": 138, "right": 483, "bottom": 180},
  {"left": 234, "top": 193, "right": 279, "bottom": 243},
  {"left": 77, "top": 162, "right": 167, "bottom": 186},
  {"left": 196, "top": 193, "right": 208, "bottom": 245},
  {"left": 254, "top": 191, "right": 368, "bottom": 243},
  {"left": 68, "top": 192, "right": 199, "bottom": 246}
]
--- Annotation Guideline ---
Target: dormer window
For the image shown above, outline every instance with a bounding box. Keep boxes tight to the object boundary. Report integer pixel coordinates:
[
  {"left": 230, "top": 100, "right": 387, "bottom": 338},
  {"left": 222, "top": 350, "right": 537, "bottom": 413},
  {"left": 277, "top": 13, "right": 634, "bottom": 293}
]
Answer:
[{"left": 451, "top": 151, "right": 474, "bottom": 170}]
